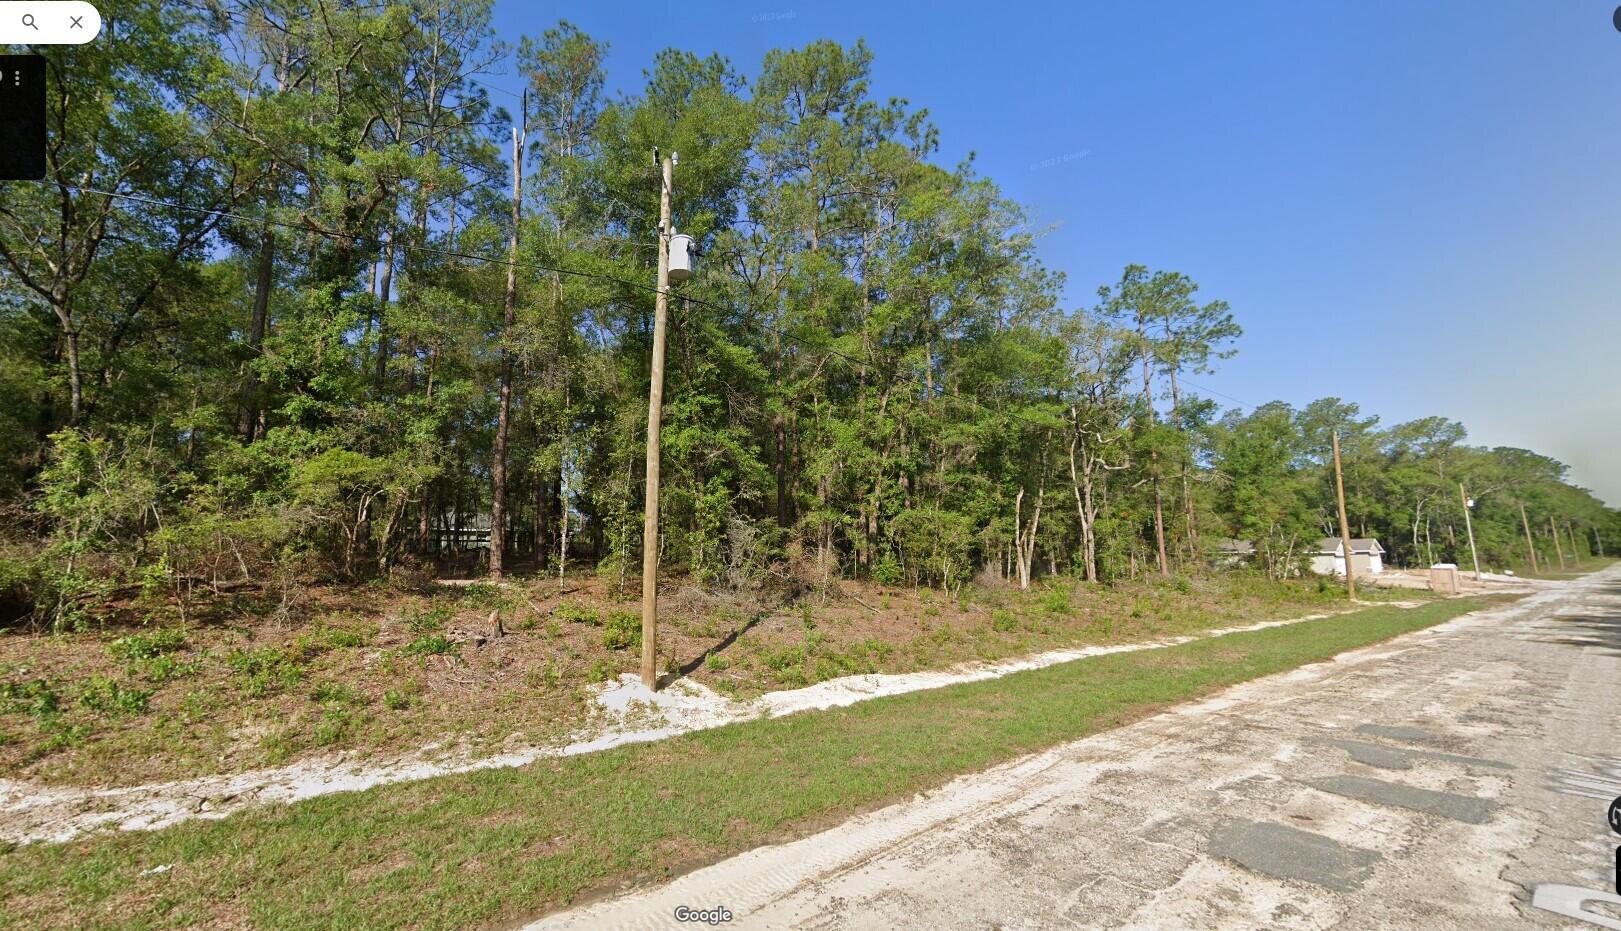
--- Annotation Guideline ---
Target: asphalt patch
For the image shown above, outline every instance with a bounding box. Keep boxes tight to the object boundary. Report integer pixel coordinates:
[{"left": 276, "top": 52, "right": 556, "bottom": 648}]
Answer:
[
  {"left": 1308, "top": 775, "right": 1498, "bottom": 823},
  {"left": 1354, "top": 723, "right": 1447, "bottom": 746},
  {"left": 1208, "top": 818, "right": 1381, "bottom": 892},
  {"left": 1320, "top": 738, "right": 1511, "bottom": 772}
]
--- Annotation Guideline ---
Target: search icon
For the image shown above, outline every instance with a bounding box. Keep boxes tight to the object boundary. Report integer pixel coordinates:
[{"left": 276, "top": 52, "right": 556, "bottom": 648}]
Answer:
[{"left": 1, "top": 3, "right": 101, "bottom": 43}]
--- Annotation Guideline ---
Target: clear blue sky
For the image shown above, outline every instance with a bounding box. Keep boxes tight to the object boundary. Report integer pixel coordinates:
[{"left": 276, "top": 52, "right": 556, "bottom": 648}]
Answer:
[{"left": 486, "top": 1, "right": 1621, "bottom": 504}]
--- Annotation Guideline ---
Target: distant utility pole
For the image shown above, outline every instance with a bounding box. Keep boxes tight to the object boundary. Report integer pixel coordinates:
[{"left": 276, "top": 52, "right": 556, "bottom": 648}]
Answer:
[
  {"left": 640, "top": 150, "right": 674, "bottom": 690},
  {"left": 1564, "top": 521, "right": 1581, "bottom": 565},
  {"left": 1594, "top": 527, "right": 1605, "bottom": 558},
  {"left": 1519, "top": 503, "right": 1539, "bottom": 574},
  {"left": 1548, "top": 514, "right": 1567, "bottom": 570},
  {"left": 1459, "top": 483, "right": 1480, "bottom": 581},
  {"left": 1332, "top": 432, "right": 1356, "bottom": 600}
]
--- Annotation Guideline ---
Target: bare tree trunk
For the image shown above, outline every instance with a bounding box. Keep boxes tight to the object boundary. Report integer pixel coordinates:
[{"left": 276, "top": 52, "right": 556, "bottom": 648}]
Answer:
[
  {"left": 1068, "top": 429, "right": 1098, "bottom": 583},
  {"left": 1014, "top": 482, "right": 1045, "bottom": 590},
  {"left": 243, "top": 227, "right": 274, "bottom": 441},
  {"left": 1168, "top": 369, "right": 1197, "bottom": 557},
  {"left": 374, "top": 227, "right": 396, "bottom": 390},
  {"left": 490, "top": 122, "right": 523, "bottom": 580},
  {"left": 1151, "top": 460, "right": 1170, "bottom": 578}
]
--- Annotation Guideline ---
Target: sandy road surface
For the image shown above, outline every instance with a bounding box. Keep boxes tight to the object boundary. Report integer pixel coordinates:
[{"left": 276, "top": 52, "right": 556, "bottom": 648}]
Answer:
[{"left": 528, "top": 567, "right": 1621, "bottom": 930}]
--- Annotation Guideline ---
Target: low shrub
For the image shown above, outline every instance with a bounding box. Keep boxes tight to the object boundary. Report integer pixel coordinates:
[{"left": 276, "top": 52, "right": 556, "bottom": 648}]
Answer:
[
  {"left": 227, "top": 647, "right": 304, "bottom": 697},
  {"left": 602, "top": 611, "right": 640, "bottom": 651},
  {"left": 402, "top": 634, "right": 456, "bottom": 657},
  {"left": 77, "top": 676, "right": 152, "bottom": 716},
  {"left": 107, "top": 627, "right": 186, "bottom": 665}
]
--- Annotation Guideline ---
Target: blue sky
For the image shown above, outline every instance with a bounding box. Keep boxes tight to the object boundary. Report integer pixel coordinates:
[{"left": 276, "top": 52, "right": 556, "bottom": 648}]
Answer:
[{"left": 485, "top": 1, "right": 1621, "bottom": 503}]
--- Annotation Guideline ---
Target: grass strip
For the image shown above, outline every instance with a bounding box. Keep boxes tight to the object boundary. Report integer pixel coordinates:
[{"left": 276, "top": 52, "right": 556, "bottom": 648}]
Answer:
[{"left": 0, "top": 595, "right": 1511, "bottom": 930}]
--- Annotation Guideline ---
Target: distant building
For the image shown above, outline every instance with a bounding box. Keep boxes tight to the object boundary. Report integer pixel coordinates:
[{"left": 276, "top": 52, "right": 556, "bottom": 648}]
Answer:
[
  {"left": 1311, "top": 538, "right": 1385, "bottom": 577},
  {"left": 1210, "top": 538, "right": 1256, "bottom": 568}
]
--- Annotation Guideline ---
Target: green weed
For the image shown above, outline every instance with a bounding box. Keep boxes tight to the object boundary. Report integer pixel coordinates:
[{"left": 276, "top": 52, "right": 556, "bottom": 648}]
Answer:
[
  {"left": 601, "top": 611, "right": 640, "bottom": 651},
  {"left": 77, "top": 676, "right": 152, "bottom": 716}
]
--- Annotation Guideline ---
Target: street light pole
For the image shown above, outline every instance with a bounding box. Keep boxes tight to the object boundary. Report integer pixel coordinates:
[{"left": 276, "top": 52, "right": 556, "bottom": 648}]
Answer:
[
  {"left": 1459, "top": 483, "right": 1480, "bottom": 581},
  {"left": 640, "top": 151, "right": 673, "bottom": 690}
]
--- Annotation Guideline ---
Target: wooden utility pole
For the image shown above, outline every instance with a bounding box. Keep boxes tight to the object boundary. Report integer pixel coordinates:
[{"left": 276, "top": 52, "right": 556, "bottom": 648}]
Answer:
[
  {"left": 1564, "top": 521, "right": 1582, "bottom": 566},
  {"left": 640, "top": 152, "right": 674, "bottom": 689},
  {"left": 1458, "top": 483, "right": 1480, "bottom": 581},
  {"left": 1595, "top": 526, "right": 1605, "bottom": 558},
  {"left": 1519, "top": 503, "right": 1539, "bottom": 574},
  {"left": 1331, "top": 432, "right": 1355, "bottom": 599},
  {"left": 490, "top": 94, "right": 526, "bottom": 582},
  {"left": 1548, "top": 514, "right": 1566, "bottom": 570}
]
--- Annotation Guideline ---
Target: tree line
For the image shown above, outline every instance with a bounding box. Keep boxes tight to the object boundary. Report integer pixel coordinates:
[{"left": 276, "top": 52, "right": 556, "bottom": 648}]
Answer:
[{"left": 1, "top": 1, "right": 1614, "bottom": 626}]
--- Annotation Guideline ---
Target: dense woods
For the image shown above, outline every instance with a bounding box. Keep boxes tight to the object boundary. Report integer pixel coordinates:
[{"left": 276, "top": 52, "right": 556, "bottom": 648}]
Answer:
[{"left": 2, "top": 0, "right": 1615, "bottom": 629}]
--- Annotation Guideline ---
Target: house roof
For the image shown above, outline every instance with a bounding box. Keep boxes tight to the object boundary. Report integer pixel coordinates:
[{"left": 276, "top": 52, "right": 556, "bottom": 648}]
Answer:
[
  {"left": 1316, "top": 537, "right": 1383, "bottom": 556},
  {"left": 1213, "top": 539, "right": 1255, "bottom": 555}
]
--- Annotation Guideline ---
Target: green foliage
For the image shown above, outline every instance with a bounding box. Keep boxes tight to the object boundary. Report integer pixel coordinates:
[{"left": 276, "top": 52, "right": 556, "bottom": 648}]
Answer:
[
  {"left": 310, "top": 682, "right": 363, "bottom": 706},
  {"left": 226, "top": 648, "right": 304, "bottom": 697},
  {"left": 0, "top": 0, "right": 1612, "bottom": 638},
  {"left": 77, "top": 676, "right": 153, "bottom": 716},
  {"left": 871, "top": 558, "right": 903, "bottom": 587},
  {"left": 402, "top": 635, "right": 457, "bottom": 657},
  {"left": 553, "top": 602, "right": 601, "bottom": 626},
  {"left": 107, "top": 628, "right": 186, "bottom": 665},
  {"left": 1, "top": 679, "right": 63, "bottom": 720},
  {"left": 383, "top": 689, "right": 410, "bottom": 711},
  {"left": 602, "top": 611, "right": 641, "bottom": 651},
  {"left": 404, "top": 606, "right": 452, "bottom": 634},
  {"left": 889, "top": 509, "right": 975, "bottom": 588},
  {"left": 990, "top": 610, "right": 1018, "bottom": 633},
  {"left": 458, "top": 583, "right": 510, "bottom": 610},
  {"left": 1039, "top": 586, "right": 1071, "bottom": 614}
]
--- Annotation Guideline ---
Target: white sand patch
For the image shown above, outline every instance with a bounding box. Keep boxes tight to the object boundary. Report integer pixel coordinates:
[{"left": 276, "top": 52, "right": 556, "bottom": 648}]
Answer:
[{"left": 0, "top": 597, "right": 1485, "bottom": 846}]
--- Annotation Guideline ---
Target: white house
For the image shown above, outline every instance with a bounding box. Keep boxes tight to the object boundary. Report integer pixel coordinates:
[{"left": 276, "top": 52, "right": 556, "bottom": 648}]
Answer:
[{"left": 1311, "top": 537, "right": 1385, "bottom": 577}]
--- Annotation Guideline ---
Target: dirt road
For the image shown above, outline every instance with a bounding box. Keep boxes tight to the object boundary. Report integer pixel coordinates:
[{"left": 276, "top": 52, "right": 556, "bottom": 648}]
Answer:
[{"left": 527, "top": 567, "right": 1621, "bottom": 930}]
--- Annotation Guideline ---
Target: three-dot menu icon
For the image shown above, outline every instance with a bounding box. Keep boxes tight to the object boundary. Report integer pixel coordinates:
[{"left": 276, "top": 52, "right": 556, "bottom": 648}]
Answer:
[{"left": 0, "top": 55, "right": 47, "bottom": 180}]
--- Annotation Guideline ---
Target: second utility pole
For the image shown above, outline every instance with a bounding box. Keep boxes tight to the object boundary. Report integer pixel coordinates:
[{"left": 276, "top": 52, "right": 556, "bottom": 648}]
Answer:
[
  {"left": 1459, "top": 483, "right": 1480, "bottom": 581},
  {"left": 1519, "top": 503, "right": 1539, "bottom": 575},
  {"left": 1548, "top": 514, "right": 1567, "bottom": 570},
  {"left": 1331, "top": 432, "right": 1356, "bottom": 600},
  {"left": 641, "top": 151, "right": 674, "bottom": 690}
]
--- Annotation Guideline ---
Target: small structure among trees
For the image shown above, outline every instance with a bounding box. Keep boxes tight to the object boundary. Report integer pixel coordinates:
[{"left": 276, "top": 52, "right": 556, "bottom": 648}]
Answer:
[{"left": 1311, "top": 538, "right": 1385, "bottom": 577}]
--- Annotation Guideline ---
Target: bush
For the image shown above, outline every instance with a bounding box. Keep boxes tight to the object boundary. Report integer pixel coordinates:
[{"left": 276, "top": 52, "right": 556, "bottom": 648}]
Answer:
[
  {"left": 77, "top": 676, "right": 152, "bottom": 716},
  {"left": 402, "top": 634, "right": 456, "bottom": 657},
  {"left": 553, "top": 602, "right": 600, "bottom": 626},
  {"left": 405, "top": 605, "right": 452, "bottom": 633},
  {"left": 602, "top": 611, "right": 641, "bottom": 651},
  {"left": 888, "top": 508, "right": 974, "bottom": 588},
  {"left": 871, "top": 557, "right": 903, "bottom": 587},
  {"left": 136, "top": 653, "right": 200, "bottom": 684},
  {"left": 990, "top": 610, "right": 1018, "bottom": 633},
  {"left": 0, "top": 679, "right": 62, "bottom": 719},
  {"left": 108, "top": 627, "right": 186, "bottom": 665},
  {"left": 459, "top": 582, "right": 509, "bottom": 610},
  {"left": 383, "top": 689, "right": 410, "bottom": 710},
  {"left": 227, "top": 647, "right": 304, "bottom": 697},
  {"left": 1039, "top": 586, "right": 1070, "bottom": 614}
]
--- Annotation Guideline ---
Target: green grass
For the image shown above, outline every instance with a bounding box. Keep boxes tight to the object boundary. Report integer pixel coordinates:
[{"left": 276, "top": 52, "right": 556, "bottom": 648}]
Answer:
[{"left": 0, "top": 595, "right": 1510, "bottom": 930}]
